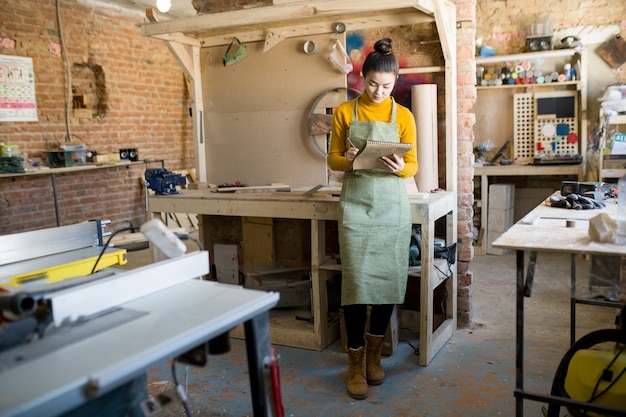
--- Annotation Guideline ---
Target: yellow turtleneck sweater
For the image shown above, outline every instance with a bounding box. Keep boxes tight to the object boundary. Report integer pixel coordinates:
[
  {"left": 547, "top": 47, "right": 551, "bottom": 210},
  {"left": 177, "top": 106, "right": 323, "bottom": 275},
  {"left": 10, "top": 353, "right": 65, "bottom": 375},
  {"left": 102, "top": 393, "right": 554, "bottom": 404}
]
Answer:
[{"left": 327, "top": 93, "right": 418, "bottom": 179}]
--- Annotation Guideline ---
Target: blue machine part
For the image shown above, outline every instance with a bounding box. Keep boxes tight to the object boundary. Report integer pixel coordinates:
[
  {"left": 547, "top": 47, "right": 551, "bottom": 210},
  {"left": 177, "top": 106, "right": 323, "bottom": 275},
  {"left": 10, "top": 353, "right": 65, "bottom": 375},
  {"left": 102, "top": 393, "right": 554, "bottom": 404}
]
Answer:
[{"left": 144, "top": 168, "right": 186, "bottom": 195}]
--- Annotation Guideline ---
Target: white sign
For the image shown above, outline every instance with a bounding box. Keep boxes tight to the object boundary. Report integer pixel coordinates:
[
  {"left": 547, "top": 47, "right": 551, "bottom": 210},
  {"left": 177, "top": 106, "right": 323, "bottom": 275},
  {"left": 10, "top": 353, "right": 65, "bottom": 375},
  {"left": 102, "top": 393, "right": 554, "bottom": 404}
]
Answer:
[
  {"left": 612, "top": 132, "right": 626, "bottom": 155},
  {"left": 0, "top": 54, "right": 38, "bottom": 122}
]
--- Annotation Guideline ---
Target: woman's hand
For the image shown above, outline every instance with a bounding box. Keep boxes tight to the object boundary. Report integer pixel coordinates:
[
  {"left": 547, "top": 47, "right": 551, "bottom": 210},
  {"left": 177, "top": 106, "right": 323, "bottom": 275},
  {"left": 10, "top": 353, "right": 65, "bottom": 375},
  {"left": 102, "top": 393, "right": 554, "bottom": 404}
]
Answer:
[
  {"left": 345, "top": 147, "right": 359, "bottom": 163},
  {"left": 380, "top": 154, "right": 405, "bottom": 173}
]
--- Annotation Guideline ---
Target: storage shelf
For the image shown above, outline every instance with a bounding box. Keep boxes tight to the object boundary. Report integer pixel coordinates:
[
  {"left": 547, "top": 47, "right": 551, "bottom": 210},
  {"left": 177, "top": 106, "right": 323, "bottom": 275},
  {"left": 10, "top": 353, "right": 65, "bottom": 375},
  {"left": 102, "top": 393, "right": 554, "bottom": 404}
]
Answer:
[
  {"left": 231, "top": 309, "right": 341, "bottom": 351},
  {"left": 599, "top": 111, "right": 626, "bottom": 181},
  {"left": 475, "top": 48, "right": 583, "bottom": 65},
  {"left": 319, "top": 258, "right": 342, "bottom": 271},
  {"left": 473, "top": 46, "right": 588, "bottom": 256},
  {"left": 608, "top": 114, "right": 626, "bottom": 125},
  {"left": 601, "top": 168, "right": 626, "bottom": 178},
  {"left": 476, "top": 80, "right": 579, "bottom": 90}
]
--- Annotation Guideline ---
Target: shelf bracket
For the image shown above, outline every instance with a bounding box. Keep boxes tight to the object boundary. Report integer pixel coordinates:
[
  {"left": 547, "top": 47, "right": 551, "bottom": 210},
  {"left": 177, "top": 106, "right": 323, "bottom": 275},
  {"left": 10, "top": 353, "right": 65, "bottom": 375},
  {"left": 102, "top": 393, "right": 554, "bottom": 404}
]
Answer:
[{"left": 263, "top": 30, "right": 288, "bottom": 53}]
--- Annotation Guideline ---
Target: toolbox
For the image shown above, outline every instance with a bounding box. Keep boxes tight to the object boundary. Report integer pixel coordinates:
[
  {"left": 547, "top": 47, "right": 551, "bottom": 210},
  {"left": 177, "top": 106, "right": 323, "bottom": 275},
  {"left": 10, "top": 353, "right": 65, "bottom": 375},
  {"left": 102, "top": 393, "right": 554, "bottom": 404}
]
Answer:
[{"left": 46, "top": 150, "right": 87, "bottom": 167}]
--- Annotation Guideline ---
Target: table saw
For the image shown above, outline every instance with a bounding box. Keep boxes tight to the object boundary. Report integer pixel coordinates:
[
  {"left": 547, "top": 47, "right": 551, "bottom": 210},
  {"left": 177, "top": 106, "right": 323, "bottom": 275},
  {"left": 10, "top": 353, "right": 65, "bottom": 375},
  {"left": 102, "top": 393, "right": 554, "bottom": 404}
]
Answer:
[{"left": 0, "top": 221, "right": 281, "bottom": 417}]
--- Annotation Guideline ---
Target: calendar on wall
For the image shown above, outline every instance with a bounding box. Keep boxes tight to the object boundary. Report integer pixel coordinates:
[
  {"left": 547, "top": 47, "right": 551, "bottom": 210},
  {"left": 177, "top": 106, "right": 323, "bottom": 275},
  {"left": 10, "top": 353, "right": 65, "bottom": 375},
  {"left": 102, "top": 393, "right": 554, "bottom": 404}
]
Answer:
[{"left": 0, "top": 54, "right": 38, "bottom": 122}]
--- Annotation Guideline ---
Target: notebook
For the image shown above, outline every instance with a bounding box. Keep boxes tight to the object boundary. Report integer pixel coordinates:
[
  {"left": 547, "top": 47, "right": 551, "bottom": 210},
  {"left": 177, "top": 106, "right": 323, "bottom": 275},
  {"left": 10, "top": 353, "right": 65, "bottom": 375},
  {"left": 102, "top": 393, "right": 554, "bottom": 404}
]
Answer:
[{"left": 352, "top": 140, "right": 414, "bottom": 170}]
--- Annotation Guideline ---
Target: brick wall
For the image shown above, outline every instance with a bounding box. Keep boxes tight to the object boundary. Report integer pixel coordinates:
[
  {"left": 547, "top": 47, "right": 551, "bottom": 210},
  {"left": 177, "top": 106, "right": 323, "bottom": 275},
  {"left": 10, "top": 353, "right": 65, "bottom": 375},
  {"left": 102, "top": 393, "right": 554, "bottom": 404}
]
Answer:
[
  {"left": 0, "top": 0, "right": 193, "bottom": 235},
  {"left": 456, "top": 0, "right": 478, "bottom": 327},
  {"left": 477, "top": 0, "right": 626, "bottom": 60}
]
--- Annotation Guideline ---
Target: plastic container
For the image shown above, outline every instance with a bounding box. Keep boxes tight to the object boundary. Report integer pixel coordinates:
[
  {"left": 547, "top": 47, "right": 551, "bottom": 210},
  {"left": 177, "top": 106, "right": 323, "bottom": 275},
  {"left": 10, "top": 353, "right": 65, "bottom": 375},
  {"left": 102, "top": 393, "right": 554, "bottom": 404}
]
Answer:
[
  {"left": 140, "top": 219, "right": 186, "bottom": 258},
  {"left": 1, "top": 143, "right": 19, "bottom": 157},
  {"left": 563, "top": 63, "right": 572, "bottom": 81}
]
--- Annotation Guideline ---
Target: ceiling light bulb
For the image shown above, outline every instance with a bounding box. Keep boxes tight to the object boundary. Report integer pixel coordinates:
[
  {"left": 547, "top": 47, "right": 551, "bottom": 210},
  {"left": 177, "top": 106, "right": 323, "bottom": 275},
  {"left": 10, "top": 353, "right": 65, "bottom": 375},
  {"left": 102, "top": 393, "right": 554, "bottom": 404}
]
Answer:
[{"left": 156, "top": 0, "right": 171, "bottom": 13}]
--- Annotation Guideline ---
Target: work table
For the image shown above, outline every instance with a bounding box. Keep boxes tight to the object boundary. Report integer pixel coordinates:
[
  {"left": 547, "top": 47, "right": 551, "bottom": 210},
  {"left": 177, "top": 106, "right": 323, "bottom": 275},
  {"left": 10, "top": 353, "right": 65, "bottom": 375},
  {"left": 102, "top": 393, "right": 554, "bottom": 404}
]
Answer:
[
  {"left": 148, "top": 187, "right": 458, "bottom": 366},
  {"left": 493, "top": 198, "right": 621, "bottom": 255},
  {"left": 492, "top": 197, "right": 625, "bottom": 417}
]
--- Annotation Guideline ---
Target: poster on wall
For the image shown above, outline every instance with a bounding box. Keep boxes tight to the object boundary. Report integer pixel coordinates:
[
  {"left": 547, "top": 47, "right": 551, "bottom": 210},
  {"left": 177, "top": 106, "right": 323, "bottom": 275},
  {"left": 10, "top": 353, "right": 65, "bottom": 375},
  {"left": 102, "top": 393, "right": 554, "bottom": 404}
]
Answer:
[{"left": 0, "top": 54, "right": 38, "bottom": 122}]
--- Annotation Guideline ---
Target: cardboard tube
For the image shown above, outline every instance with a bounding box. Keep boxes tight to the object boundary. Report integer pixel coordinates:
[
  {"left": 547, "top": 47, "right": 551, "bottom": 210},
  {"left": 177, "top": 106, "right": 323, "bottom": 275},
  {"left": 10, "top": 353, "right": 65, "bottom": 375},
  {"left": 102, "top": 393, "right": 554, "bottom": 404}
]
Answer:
[{"left": 411, "top": 84, "right": 438, "bottom": 192}]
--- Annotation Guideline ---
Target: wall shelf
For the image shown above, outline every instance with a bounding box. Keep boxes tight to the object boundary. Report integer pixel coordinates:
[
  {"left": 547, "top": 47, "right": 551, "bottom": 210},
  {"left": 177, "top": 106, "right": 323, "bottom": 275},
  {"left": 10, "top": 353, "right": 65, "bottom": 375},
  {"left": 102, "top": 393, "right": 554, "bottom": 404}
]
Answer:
[
  {"left": 476, "top": 80, "right": 580, "bottom": 91},
  {"left": 475, "top": 47, "right": 583, "bottom": 65},
  {"left": 599, "top": 113, "right": 626, "bottom": 181}
]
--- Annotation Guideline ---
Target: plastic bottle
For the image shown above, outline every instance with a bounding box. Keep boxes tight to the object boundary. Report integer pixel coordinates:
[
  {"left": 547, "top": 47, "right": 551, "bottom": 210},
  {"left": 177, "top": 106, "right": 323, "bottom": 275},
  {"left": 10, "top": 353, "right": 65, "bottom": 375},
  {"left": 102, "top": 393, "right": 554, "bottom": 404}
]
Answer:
[
  {"left": 617, "top": 174, "right": 626, "bottom": 244},
  {"left": 563, "top": 63, "right": 572, "bottom": 81}
]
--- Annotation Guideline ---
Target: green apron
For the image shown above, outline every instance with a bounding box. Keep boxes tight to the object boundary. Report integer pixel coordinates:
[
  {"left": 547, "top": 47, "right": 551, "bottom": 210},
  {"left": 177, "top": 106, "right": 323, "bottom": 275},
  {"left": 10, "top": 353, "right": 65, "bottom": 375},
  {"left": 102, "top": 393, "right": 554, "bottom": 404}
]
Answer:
[{"left": 339, "top": 96, "right": 411, "bottom": 306}]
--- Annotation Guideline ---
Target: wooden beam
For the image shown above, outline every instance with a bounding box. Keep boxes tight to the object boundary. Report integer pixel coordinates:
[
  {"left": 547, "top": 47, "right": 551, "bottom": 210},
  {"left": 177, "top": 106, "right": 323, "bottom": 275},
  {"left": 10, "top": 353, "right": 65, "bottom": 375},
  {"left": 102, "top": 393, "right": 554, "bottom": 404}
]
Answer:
[
  {"left": 166, "top": 42, "right": 193, "bottom": 77},
  {"left": 198, "top": 13, "right": 432, "bottom": 48},
  {"left": 145, "top": 32, "right": 201, "bottom": 47},
  {"left": 399, "top": 66, "right": 445, "bottom": 74},
  {"left": 140, "top": 0, "right": 435, "bottom": 39},
  {"left": 432, "top": 0, "right": 457, "bottom": 193}
]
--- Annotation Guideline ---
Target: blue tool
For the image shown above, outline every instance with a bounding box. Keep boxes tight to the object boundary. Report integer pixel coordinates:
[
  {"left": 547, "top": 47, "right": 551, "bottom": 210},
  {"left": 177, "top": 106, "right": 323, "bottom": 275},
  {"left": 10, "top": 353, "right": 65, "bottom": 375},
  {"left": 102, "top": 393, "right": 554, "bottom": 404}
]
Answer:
[{"left": 144, "top": 168, "right": 186, "bottom": 195}]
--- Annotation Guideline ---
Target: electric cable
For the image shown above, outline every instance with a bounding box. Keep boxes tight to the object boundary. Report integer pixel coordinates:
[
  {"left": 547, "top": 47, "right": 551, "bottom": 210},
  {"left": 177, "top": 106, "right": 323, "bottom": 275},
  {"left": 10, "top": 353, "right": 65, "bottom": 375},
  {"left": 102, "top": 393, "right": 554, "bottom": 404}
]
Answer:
[
  {"left": 55, "top": 0, "right": 72, "bottom": 143},
  {"left": 90, "top": 227, "right": 134, "bottom": 274},
  {"left": 545, "top": 328, "right": 626, "bottom": 417},
  {"left": 588, "top": 343, "right": 626, "bottom": 403},
  {"left": 176, "top": 233, "right": 203, "bottom": 251},
  {"left": 171, "top": 361, "right": 192, "bottom": 417},
  {"left": 399, "top": 327, "right": 420, "bottom": 355}
]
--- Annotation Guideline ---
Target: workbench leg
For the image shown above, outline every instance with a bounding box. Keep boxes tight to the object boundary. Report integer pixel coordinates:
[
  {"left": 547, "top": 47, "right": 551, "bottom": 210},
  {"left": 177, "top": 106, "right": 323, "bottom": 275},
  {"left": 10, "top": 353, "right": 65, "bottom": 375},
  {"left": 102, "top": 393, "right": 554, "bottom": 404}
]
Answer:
[
  {"left": 570, "top": 254, "right": 577, "bottom": 346},
  {"left": 51, "top": 173, "right": 60, "bottom": 227},
  {"left": 522, "top": 251, "right": 538, "bottom": 297},
  {"left": 480, "top": 174, "right": 488, "bottom": 253},
  {"left": 515, "top": 250, "right": 525, "bottom": 417},
  {"left": 244, "top": 313, "right": 275, "bottom": 417}
]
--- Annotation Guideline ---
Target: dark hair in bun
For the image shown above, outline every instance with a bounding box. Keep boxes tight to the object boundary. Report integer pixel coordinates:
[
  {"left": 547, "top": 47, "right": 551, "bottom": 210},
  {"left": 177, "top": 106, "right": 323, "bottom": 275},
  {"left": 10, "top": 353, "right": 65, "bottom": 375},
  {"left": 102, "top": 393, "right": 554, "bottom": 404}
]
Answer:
[{"left": 362, "top": 38, "right": 399, "bottom": 77}]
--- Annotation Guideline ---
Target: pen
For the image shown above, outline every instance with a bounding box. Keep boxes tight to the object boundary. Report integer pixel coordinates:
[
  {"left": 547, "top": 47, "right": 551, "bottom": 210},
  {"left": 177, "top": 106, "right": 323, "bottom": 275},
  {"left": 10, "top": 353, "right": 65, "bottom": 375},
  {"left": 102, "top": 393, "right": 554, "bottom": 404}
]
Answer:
[{"left": 347, "top": 137, "right": 357, "bottom": 149}]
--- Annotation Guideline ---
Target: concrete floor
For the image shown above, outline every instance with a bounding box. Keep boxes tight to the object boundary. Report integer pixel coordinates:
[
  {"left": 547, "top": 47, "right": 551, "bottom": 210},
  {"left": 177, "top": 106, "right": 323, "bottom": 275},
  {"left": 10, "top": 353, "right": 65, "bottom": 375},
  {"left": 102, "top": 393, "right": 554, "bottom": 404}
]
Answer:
[{"left": 123, "top": 242, "right": 620, "bottom": 417}]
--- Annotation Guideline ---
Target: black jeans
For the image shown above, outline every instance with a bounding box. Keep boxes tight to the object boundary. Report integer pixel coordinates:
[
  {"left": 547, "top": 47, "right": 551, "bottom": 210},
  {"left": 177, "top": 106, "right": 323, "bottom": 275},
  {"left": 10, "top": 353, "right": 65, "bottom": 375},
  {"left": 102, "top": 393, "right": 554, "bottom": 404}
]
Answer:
[{"left": 343, "top": 303, "right": 394, "bottom": 349}]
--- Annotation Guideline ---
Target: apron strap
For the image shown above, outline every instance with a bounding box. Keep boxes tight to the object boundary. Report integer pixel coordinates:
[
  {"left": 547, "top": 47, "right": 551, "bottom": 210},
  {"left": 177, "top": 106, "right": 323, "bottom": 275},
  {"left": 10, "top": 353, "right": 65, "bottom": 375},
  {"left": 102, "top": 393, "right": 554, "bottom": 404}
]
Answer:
[
  {"left": 353, "top": 96, "right": 360, "bottom": 120},
  {"left": 352, "top": 96, "right": 397, "bottom": 123}
]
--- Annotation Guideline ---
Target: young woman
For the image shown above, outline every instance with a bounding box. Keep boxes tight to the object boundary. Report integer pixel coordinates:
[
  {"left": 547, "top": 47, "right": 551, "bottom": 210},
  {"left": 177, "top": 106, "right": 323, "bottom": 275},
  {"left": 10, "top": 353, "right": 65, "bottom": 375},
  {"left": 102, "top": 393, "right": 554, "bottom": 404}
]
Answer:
[{"left": 327, "top": 37, "right": 418, "bottom": 400}]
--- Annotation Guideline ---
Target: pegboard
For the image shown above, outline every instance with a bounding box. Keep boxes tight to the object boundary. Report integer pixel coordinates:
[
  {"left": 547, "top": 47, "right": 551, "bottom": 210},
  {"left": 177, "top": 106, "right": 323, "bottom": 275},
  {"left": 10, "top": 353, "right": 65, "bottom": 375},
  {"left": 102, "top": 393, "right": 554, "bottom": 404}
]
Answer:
[
  {"left": 513, "top": 93, "right": 535, "bottom": 163},
  {"left": 533, "top": 90, "right": 578, "bottom": 156},
  {"left": 534, "top": 118, "right": 578, "bottom": 155}
]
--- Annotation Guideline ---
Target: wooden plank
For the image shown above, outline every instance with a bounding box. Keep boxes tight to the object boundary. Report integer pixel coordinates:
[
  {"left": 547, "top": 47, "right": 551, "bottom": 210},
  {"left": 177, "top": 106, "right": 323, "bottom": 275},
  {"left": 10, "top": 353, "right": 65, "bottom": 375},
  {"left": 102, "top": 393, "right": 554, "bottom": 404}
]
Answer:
[
  {"left": 241, "top": 217, "right": 274, "bottom": 266},
  {"left": 230, "top": 309, "right": 340, "bottom": 350},
  {"left": 203, "top": 112, "right": 330, "bottom": 187},
  {"left": 111, "top": 227, "right": 188, "bottom": 246},
  {"left": 140, "top": 0, "right": 435, "bottom": 39},
  {"left": 216, "top": 184, "right": 291, "bottom": 193},
  {"left": 203, "top": 36, "right": 342, "bottom": 112}
]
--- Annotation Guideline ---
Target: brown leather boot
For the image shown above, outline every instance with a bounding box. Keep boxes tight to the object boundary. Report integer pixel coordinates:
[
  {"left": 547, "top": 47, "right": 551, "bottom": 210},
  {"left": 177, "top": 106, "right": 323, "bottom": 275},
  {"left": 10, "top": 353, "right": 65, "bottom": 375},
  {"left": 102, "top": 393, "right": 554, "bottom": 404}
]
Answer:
[
  {"left": 365, "top": 333, "right": 385, "bottom": 385},
  {"left": 347, "top": 347, "right": 368, "bottom": 399}
]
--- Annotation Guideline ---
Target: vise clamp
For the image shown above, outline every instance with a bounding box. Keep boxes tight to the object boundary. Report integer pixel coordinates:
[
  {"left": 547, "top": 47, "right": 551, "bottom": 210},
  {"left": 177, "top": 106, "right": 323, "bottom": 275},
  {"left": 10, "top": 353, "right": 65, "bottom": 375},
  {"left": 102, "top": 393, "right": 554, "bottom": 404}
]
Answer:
[{"left": 144, "top": 168, "right": 186, "bottom": 195}]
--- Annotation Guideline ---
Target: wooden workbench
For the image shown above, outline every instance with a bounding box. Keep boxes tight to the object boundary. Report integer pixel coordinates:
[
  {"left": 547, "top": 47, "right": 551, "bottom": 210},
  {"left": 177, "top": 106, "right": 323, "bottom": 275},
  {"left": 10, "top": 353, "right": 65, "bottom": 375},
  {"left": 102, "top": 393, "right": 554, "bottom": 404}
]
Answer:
[
  {"left": 492, "top": 198, "right": 625, "bottom": 417},
  {"left": 473, "top": 164, "right": 584, "bottom": 255},
  {"left": 149, "top": 188, "right": 457, "bottom": 366}
]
